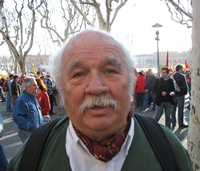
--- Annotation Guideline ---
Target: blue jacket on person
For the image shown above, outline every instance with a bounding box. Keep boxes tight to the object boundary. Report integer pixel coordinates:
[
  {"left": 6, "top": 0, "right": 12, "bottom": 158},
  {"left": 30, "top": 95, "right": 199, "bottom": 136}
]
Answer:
[{"left": 13, "top": 91, "right": 43, "bottom": 131}]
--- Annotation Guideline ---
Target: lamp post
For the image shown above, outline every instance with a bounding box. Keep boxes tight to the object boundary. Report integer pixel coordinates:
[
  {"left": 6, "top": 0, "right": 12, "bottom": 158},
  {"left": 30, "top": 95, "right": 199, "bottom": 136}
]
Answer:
[{"left": 152, "top": 23, "right": 162, "bottom": 77}]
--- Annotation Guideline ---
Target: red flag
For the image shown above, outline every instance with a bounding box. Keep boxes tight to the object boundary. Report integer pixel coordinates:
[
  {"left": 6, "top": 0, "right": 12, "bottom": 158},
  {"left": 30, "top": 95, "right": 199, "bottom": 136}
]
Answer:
[
  {"left": 166, "top": 51, "right": 169, "bottom": 67},
  {"left": 185, "top": 60, "right": 190, "bottom": 69}
]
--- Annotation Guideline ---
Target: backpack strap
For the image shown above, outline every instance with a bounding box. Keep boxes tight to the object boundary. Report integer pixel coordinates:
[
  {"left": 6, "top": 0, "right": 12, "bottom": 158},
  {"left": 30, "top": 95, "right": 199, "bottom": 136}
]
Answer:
[
  {"left": 134, "top": 114, "right": 178, "bottom": 171},
  {"left": 20, "top": 118, "right": 62, "bottom": 171}
]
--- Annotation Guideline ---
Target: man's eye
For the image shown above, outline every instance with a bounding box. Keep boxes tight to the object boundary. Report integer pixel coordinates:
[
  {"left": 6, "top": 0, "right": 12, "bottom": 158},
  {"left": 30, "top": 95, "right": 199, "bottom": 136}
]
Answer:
[
  {"left": 73, "top": 72, "right": 84, "bottom": 78},
  {"left": 106, "top": 69, "right": 117, "bottom": 74}
]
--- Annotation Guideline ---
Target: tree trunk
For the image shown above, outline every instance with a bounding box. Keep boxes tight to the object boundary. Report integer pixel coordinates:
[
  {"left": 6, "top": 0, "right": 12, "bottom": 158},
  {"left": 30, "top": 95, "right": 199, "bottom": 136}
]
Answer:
[
  {"left": 18, "top": 60, "right": 26, "bottom": 75},
  {"left": 187, "top": 0, "right": 200, "bottom": 170}
]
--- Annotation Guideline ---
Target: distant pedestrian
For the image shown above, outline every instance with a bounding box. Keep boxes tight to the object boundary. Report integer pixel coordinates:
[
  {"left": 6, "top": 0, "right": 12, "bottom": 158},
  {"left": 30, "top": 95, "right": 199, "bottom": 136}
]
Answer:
[
  {"left": 142, "top": 69, "right": 156, "bottom": 111},
  {"left": 19, "top": 74, "right": 26, "bottom": 85},
  {"left": 154, "top": 68, "right": 175, "bottom": 128},
  {"left": 6, "top": 74, "right": 14, "bottom": 112},
  {"left": 13, "top": 77, "right": 43, "bottom": 143},
  {"left": 36, "top": 78, "right": 51, "bottom": 123},
  {"left": 0, "top": 78, "right": 6, "bottom": 102},
  {"left": 44, "top": 73, "right": 55, "bottom": 115},
  {"left": 11, "top": 75, "right": 21, "bottom": 107},
  {"left": 185, "top": 70, "right": 191, "bottom": 97},
  {"left": 171, "top": 65, "right": 188, "bottom": 128},
  {"left": 135, "top": 71, "right": 146, "bottom": 108}
]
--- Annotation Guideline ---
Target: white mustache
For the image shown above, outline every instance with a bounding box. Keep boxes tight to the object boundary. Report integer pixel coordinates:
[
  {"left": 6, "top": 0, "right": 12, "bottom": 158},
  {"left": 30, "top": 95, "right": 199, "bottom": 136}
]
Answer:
[{"left": 80, "top": 96, "right": 117, "bottom": 113}]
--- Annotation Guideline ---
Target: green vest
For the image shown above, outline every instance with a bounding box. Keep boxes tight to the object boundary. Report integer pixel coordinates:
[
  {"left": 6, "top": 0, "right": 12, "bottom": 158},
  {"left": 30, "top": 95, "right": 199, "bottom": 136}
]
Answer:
[{"left": 8, "top": 117, "right": 193, "bottom": 171}]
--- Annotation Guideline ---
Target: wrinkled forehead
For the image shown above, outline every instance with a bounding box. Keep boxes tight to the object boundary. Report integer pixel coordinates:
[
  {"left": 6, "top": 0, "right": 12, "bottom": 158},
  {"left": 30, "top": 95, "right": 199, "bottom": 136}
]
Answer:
[{"left": 62, "top": 30, "right": 124, "bottom": 60}]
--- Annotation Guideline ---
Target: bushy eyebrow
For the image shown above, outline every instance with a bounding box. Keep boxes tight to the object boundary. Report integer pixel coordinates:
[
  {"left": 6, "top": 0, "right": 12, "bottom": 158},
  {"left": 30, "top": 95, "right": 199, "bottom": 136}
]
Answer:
[
  {"left": 68, "top": 62, "right": 82, "bottom": 72},
  {"left": 104, "top": 58, "right": 121, "bottom": 69}
]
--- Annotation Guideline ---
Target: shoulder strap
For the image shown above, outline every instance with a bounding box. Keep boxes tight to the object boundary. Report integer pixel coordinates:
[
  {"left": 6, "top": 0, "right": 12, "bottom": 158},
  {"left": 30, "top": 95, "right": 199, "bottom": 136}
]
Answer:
[
  {"left": 134, "top": 114, "right": 177, "bottom": 171},
  {"left": 20, "top": 118, "right": 62, "bottom": 171}
]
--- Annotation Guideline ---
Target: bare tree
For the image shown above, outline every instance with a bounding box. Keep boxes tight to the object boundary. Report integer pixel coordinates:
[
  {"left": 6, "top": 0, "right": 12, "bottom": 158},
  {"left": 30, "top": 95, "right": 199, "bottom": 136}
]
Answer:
[
  {"left": 70, "top": 0, "right": 129, "bottom": 32},
  {"left": 0, "top": 55, "right": 15, "bottom": 74},
  {"left": 0, "top": 0, "right": 44, "bottom": 75},
  {"left": 161, "top": 0, "right": 192, "bottom": 28},
  {"left": 38, "top": 0, "right": 90, "bottom": 46}
]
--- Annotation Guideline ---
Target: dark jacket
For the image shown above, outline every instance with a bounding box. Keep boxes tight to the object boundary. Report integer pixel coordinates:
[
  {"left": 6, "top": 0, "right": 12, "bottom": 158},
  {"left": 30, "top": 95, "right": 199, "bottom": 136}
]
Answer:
[
  {"left": 172, "top": 72, "right": 188, "bottom": 97},
  {"left": 154, "top": 77, "right": 175, "bottom": 106},
  {"left": 144, "top": 75, "right": 156, "bottom": 90},
  {"left": 11, "top": 80, "right": 21, "bottom": 96}
]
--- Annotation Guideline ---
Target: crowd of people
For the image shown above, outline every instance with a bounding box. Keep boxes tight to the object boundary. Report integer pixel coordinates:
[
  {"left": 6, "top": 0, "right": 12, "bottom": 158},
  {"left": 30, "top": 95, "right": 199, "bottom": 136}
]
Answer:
[
  {"left": 135, "top": 65, "right": 191, "bottom": 129},
  {"left": 0, "top": 71, "right": 64, "bottom": 170},
  {"left": 0, "top": 72, "right": 63, "bottom": 141}
]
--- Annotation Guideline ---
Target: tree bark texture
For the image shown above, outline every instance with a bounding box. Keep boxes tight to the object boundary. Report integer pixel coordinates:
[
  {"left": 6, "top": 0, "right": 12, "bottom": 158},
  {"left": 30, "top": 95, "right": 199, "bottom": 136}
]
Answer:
[{"left": 188, "top": 0, "right": 200, "bottom": 170}]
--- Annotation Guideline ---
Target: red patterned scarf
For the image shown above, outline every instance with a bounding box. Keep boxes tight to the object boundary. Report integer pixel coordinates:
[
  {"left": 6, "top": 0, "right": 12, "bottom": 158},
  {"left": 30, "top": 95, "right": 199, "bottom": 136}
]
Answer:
[{"left": 74, "top": 116, "right": 131, "bottom": 162}]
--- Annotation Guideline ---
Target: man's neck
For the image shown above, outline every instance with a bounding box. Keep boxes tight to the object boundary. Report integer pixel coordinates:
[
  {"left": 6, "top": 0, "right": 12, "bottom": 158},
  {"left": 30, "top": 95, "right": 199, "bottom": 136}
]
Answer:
[{"left": 162, "top": 77, "right": 168, "bottom": 80}]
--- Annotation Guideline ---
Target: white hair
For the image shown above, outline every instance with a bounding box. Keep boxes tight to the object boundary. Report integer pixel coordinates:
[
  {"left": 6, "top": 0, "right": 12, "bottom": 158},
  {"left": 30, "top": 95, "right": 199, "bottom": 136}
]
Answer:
[
  {"left": 22, "top": 77, "right": 36, "bottom": 91},
  {"left": 52, "top": 29, "right": 136, "bottom": 104}
]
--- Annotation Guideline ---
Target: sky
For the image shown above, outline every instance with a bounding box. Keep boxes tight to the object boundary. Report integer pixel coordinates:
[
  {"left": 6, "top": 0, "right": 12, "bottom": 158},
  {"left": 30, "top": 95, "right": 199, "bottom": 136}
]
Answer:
[{"left": 111, "top": 0, "right": 192, "bottom": 55}]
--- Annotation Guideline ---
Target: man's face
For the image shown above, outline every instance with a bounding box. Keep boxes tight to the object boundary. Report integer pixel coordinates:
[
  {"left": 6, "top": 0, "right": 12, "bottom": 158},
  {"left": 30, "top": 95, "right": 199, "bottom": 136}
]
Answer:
[
  {"left": 16, "top": 77, "right": 19, "bottom": 82},
  {"left": 26, "top": 80, "right": 38, "bottom": 95},
  {"left": 60, "top": 32, "right": 131, "bottom": 140},
  {"left": 161, "top": 70, "right": 168, "bottom": 79},
  {"left": 180, "top": 67, "right": 183, "bottom": 73},
  {"left": 147, "top": 69, "right": 152, "bottom": 75}
]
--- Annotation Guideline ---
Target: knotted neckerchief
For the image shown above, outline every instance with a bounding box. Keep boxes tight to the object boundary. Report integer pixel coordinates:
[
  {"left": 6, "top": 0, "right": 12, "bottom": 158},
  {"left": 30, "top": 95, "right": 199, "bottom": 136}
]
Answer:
[{"left": 74, "top": 115, "right": 131, "bottom": 162}]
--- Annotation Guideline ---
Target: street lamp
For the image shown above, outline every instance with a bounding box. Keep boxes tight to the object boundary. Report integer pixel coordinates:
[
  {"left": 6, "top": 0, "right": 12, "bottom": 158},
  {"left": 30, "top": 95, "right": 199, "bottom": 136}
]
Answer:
[{"left": 152, "top": 23, "right": 163, "bottom": 77}]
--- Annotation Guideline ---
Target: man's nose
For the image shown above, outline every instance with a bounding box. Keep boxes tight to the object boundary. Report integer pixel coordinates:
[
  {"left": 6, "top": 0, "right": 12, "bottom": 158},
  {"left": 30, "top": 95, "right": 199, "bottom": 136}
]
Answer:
[{"left": 85, "top": 73, "right": 108, "bottom": 95}]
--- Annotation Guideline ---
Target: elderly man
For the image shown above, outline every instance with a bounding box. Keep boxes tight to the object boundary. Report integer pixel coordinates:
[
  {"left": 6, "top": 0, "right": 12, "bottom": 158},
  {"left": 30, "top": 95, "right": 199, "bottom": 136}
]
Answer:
[
  {"left": 12, "top": 77, "right": 43, "bottom": 143},
  {"left": 8, "top": 30, "right": 192, "bottom": 170}
]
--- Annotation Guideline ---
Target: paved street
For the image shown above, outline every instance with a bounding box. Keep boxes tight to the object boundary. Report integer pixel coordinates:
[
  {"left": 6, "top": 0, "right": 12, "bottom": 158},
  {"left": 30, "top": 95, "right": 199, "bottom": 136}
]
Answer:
[{"left": 0, "top": 95, "right": 190, "bottom": 162}]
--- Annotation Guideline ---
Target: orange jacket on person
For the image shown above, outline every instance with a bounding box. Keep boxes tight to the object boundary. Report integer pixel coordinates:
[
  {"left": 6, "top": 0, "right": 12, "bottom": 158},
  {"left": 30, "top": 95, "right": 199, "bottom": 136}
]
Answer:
[{"left": 135, "top": 75, "right": 146, "bottom": 93}]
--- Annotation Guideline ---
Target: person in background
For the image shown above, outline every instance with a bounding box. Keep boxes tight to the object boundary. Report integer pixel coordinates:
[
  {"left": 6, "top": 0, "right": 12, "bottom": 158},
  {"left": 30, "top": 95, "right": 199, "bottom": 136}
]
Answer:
[
  {"left": 0, "top": 78, "right": 6, "bottom": 102},
  {"left": 154, "top": 68, "right": 175, "bottom": 128},
  {"left": 36, "top": 78, "right": 51, "bottom": 123},
  {"left": 141, "top": 68, "right": 157, "bottom": 111},
  {"left": 12, "top": 77, "right": 43, "bottom": 143},
  {"left": 44, "top": 73, "right": 55, "bottom": 115},
  {"left": 19, "top": 74, "right": 26, "bottom": 85},
  {"left": 135, "top": 71, "right": 146, "bottom": 109},
  {"left": 40, "top": 75, "right": 45, "bottom": 81},
  {"left": 6, "top": 74, "right": 14, "bottom": 112},
  {"left": 185, "top": 69, "right": 191, "bottom": 110},
  {"left": 11, "top": 75, "right": 21, "bottom": 107},
  {"left": 171, "top": 65, "right": 188, "bottom": 128},
  {"left": 37, "top": 71, "right": 43, "bottom": 78},
  {"left": 8, "top": 29, "right": 193, "bottom": 171}
]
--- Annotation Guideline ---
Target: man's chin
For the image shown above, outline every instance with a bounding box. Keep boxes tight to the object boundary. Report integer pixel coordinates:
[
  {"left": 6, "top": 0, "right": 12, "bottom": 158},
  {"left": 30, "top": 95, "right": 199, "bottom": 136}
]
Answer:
[{"left": 87, "top": 120, "right": 113, "bottom": 132}]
